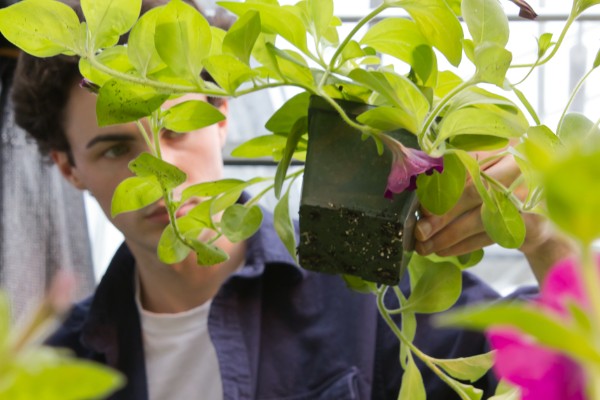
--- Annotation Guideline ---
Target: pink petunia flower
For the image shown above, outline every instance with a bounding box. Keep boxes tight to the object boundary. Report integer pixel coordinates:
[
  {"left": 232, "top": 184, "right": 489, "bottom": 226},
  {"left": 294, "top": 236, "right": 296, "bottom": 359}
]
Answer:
[
  {"left": 488, "top": 258, "right": 590, "bottom": 400},
  {"left": 380, "top": 134, "right": 443, "bottom": 199}
]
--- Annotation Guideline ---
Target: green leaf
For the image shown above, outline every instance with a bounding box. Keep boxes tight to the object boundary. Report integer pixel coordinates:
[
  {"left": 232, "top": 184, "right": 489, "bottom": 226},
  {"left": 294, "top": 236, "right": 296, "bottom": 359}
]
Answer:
[
  {"left": 391, "top": 0, "right": 463, "bottom": 66},
  {"left": 155, "top": 0, "right": 211, "bottom": 82},
  {"left": 203, "top": 54, "right": 258, "bottom": 93},
  {"left": 82, "top": 0, "right": 141, "bottom": 50},
  {"left": 435, "top": 70, "right": 463, "bottom": 98},
  {"left": 339, "top": 40, "right": 366, "bottom": 66},
  {"left": 128, "top": 153, "right": 187, "bottom": 191},
  {"left": 437, "top": 107, "right": 526, "bottom": 145},
  {"left": 341, "top": 275, "right": 377, "bottom": 294},
  {"left": 357, "top": 106, "right": 419, "bottom": 132},
  {"left": 574, "top": 0, "right": 600, "bottom": 16},
  {"left": 360, "top": 18, "right": 434, "bottom": 83},
  {"left": 157, "top": 224, "right": 192, "bottom": 264},
  {"left": 436, "top": 302, "right": 600, "bottom": 365},
  {"left": 489, "top": 380, "right": 521, "bottom": 400},
  {"left": 274, "top": 117, "right": 307, "bottom": 198},
  {"left": 265, "top": 92, "right": 311, "bottom": 133},
  {"left": 462, "top": 0, "right": 509, "bottom": 47},
  {"left": 308, "top": 0, "right": 333, "bottom": 39},
  {"left": 274, "top": 183, "right": 298, "bottom": 263},
  {"left": 417, "top": 153, "right": 466, "bottom": 215},
  {"left": 446, "top": 87, "right": 518, "bottom": 115},
  {"left": 163, "top": 100, "right": 225, "bottom": 133},
  {"left": 434, "top": 351, "right": 495, "bottom": 382},
  {"left": 2, "top": 358, "right": 124, "bottom": 400},
  {"left": 452, "top": 150, "right": 492, "bottom": 204},
  {"left": 79, "top": 46, "right": 135, "bottom": 86},
  {"left": 474, "top": 43, "right": 512, "bottom": 86},
  {"left": 481, "top": 185, "right": 525, "bottom": 248},
  {"left": 220, "top": 204, "right": 263, "bottom": 242},
  {"left": 544, "top": 149, "right": 600, "bottom": 244},
  {"left": 219, "top": 2, "right": 308, "bottom": 53},
  {"left": 404, "top": 254, "right": 462, "bottom": 313},
  {"left": 398, "top": 354, "right": 426, "bottom": 400},
  {"left": 111, "top": 176, "right": 163, "bottom": 217},
  {"left": 0, "top": 292, "right": 10, "bottom": 346},
  {"left": 223, "top": 10, "right": 261, "bottom": 64},
  {"left": 231, "top": 135, "right": 288, "bottom": 159},
  {"left": 0, "top": 0, "right": 81, "bottom": 57},
  {"left": 192, "top": 239, "right": 229, "bottom": 266},
  {"left": 96, "top": 79, "right": 169, "bottom": 126},
  {"left": 558, "top": 113, "right": 600, "bottom": 149},
  {"left": 537, "top": 33, "right": 553, "bottom": 58},
  {"left": 518, "top": 125, "right": 559, "bottom": 170},
  {"left": 266, "top": 44, "right": 315, "bottom": 87},
  {"left": 449, "top": 135, "right": 509, "bottom": 151},
  {"left": 181, "top": 179, "right": 245, "bottom": 203},
  {"left": 426, "top": 250, "right": 484, "bottom": 270},
  {"left": 349, "top": 70, "right": 429, "bottom": 131},
  {"left": 128, "top": 7, "right": 166, "bottom": 77}
]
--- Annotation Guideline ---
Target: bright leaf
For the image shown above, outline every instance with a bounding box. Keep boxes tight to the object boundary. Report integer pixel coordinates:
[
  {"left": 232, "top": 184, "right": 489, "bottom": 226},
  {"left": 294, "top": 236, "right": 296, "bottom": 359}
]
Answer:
[
  {"left": 391, "top": 0, "right": 463, "bottom": 66},
  {"left": 265, "top": 92, "right": 311, "bottom": 133},
  {"left": 360, "top": 18, "right": 434, "bottom": 83},
  {"left": 128, "top": 7, "right": 166, "bottom": 77},
  {"left": 404, "top": 254, "right": 462, "bottom": 313},
  {"left": 163, "top": 100, "right": 225, "bottom": 133},
  {"left": 203, "top": 54, "right": 258, "bottom": 93},
  {"left": 462, "top": 0, "right": 509, "bottom": 47},
  {"left": 481, "top": 185, "right": 525, "bottom": 249},
  {"left": 111, "top": 176, "right": 163, "bottom": 217},
  {"left": 398, "top": 354, "right": 427, "bottom": 400},
  {"left": 223, "top": 10, "right": 261, "bottom": 64},
  {"left": 416, "top": 153, "right": 466, "bottom": 215},
  {"left": 128, "top": 152, "right": 186, "bottom": 190},
  {"left": 434, "top": 352, "right": 495, "bottom": 383},
  {"left": 220, "top": 204, "right": 263, "bottom": 243},
  {"left": 155, "top": 0, "right": 211, "bottom": 83},
  {"left": 231, "top": 135, "right": 288, "bottom": 160},
  {"left": 274, "top": 117, "right": 307, "bottom": 198},
  {"left": 79, "top": 46, "right": 135, "bottom": 87},
  {"left": 474, "top": 42, "right": 512, "bottom": 86},
  {"left": 192, "top": 239, "right": 229, "bottom": 266},
  {"left": 181, "top": 179, "right": 245, "bottom": 203},
  {"left": 274, "top": 183, "right": 298, "bottom": 263},
  {"left": 96, "top": 79, "right": 169, "bottom": 126},
  {"left": 0, "top": 0, "right": 81, "bottom": 57},
  {"left": 82, "top": 0, "right": 141, "bottom": 50}
]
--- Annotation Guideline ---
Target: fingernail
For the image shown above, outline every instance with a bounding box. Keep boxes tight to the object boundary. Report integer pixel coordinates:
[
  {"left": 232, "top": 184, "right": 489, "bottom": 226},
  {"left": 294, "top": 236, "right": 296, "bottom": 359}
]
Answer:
[{"left": 416, "top": 220, "right": 432, "bottom": 240}]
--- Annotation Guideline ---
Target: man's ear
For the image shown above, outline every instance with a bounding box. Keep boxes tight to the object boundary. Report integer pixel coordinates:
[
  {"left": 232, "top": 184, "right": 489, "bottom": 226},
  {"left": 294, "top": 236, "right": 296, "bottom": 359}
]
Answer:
[
  {"left": 217, "top": 100, "right": 229, "bottom": 148},
  {"left": 51, "top": 150, "right": 86, "bottom": 190}
]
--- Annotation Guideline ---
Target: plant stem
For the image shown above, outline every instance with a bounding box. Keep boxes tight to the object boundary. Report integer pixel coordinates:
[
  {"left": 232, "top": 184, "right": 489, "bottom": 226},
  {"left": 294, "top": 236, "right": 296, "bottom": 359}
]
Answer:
[
  {"left": 319, "top": 92, "right": 375, "bottom": 134},
  {"left": 557, "top": 66, "right": 597, "bottom": 134},
  {"left": 376, "top": 287, "right": 474, "bottom": 400},
  {"left": 422, "top": 78, "right": 475, "bottom": 152},
  {"left": 321, "top": 2, "right": 388, "bottom": 87},
  {"left": 135, "top": 120, "right": 155, "bottom": 156},
  {"left": 510, "top": 15, "right": 575, "bottom": 69}
]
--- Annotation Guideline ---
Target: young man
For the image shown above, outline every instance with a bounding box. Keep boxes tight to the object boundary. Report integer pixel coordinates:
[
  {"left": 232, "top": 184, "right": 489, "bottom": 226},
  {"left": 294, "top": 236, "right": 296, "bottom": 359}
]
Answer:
[{"left": 10, "top": 1, "right": 576, "bottom": 399}]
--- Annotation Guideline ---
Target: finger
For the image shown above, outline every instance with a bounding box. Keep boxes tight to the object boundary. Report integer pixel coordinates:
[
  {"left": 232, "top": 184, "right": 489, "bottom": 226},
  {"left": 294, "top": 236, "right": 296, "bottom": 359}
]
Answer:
[
  {"left": 415, "top": 207, "right": 486, "bottom": 254},
  {"left": 435, "top": 232, "right": 494, "bottom": 257}
]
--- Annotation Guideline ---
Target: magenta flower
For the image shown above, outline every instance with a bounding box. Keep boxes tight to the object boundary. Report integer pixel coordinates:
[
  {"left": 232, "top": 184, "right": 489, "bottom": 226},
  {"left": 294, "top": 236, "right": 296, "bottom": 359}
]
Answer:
[
  {"left": 487, "top": 258, "right": 591, "bottom": 400},
  {"left": 508, "top": 0, "right": 538, "bottom": 20},
  {"left": 380, "top": 135, "right": 443, "bottom": 199}
]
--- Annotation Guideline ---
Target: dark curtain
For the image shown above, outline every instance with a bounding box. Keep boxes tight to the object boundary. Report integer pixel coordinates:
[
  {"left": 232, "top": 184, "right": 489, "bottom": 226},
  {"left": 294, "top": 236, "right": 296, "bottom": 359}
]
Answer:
[{"left": 0, "top": 19, "right": 95, "bottom": 320}]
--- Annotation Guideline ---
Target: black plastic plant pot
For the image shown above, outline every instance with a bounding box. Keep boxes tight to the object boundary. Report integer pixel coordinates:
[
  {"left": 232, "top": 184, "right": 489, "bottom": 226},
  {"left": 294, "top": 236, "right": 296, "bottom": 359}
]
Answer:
[{"left": 298, "top": 96, "right": 419, "bottom": 285}]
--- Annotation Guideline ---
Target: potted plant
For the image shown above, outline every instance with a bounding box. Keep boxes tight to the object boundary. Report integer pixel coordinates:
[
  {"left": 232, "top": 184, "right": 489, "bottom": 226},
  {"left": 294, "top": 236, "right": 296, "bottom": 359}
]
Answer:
[{"left": 2, "top": 0, "right": 600, "bottom": 398}]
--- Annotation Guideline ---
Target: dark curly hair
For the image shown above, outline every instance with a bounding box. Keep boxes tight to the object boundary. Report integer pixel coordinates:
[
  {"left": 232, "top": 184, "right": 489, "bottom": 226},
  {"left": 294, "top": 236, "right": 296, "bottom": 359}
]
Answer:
[{"left": 11, "top": 0, "right": 232, "bottom": 162}]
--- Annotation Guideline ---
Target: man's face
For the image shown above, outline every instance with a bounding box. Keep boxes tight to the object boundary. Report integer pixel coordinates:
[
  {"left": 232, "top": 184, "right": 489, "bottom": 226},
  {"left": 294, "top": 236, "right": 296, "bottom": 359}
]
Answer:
[{"left": 54, "top": 84, "right": 228, "bottom": 255}]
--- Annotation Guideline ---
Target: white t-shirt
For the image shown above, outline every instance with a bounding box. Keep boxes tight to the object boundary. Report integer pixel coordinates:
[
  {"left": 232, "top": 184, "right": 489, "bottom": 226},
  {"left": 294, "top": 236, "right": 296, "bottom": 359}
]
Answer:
[{"left": 135, "top": 283, "right": 223, "bottom": 400}]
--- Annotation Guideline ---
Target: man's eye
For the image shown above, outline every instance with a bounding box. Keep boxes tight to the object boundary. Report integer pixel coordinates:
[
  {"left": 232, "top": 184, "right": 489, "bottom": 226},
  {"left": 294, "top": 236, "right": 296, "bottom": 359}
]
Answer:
[
  {"left": 162, "top": 129, "right": 187, "bottom": 139},
  {"left": 103, "top": 144, "right": 130, "bottom": 159}
]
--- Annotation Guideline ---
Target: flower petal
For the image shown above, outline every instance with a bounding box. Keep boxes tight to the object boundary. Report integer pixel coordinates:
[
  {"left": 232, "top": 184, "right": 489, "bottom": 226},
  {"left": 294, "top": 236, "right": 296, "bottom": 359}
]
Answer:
[
  {"left": 508, "top": 0, "right": 538, "bottom": 20},
  {"left": 488, "top": 328, "right": 586, "bottom": 400}
]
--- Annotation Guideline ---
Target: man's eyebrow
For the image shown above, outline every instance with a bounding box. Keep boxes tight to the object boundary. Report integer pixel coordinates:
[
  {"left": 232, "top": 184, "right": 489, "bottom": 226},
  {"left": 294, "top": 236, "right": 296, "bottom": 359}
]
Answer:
[{"left": 86, "top": 134, "right": 137, "bottom": 149}]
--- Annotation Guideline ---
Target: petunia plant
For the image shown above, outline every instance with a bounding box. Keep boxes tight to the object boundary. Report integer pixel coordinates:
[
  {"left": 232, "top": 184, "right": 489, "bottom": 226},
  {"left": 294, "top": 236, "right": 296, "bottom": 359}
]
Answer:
[{"left": 1, "top": 0, "right": 600, "bottom": 398}]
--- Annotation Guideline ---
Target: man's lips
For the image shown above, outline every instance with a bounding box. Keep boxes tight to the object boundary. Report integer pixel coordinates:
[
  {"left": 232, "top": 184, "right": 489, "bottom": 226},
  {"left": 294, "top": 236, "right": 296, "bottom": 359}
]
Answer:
[{"left": 144, "top": 202, "right": 198, "bottom": 223}]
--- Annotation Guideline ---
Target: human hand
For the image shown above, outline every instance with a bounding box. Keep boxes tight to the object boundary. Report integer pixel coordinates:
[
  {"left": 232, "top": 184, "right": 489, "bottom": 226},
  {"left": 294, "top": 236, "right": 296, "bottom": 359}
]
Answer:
[{"left": 413, "top": 154, "right": 578, "bottom": 283}]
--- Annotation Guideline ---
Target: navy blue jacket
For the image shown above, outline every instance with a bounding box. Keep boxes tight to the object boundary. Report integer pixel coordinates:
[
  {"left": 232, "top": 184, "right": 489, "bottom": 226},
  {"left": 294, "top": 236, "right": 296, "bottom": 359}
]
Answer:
[{"left": 46, "top": 211, "right": 502, "bottom": 399}]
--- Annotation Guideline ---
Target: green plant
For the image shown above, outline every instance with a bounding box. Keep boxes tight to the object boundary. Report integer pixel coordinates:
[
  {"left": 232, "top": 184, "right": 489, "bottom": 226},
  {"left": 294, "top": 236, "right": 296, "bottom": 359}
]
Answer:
[
  {"left": 3, "top": 0, "right": 600, "bottom": 398},
  {"left": 0, "top": 271, "right": 123, "bottom": 399}
]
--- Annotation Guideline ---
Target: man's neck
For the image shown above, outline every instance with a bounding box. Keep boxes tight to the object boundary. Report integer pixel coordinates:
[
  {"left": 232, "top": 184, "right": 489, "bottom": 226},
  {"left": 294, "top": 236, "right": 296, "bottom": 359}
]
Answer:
[{"left": 131, "top": 237, "right": 246, "bottom": 314}]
